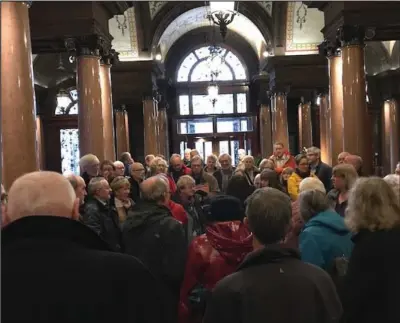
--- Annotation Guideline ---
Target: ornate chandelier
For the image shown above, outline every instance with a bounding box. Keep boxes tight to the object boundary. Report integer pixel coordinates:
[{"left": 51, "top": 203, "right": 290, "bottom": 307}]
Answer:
[{"left": 209, "top": 2, "right": 237, "bottom": 41}]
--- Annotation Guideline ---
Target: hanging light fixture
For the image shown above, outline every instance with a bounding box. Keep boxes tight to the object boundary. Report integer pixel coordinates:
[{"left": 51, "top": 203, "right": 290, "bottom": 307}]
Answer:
[
  {"left": 207, "top": 82, "right": 219, "bottom": 107},
  {"left": 207, "top": 45, "right": 225, "bottom": 78},
  {"left": 209, "top": 1, "right": 237, "bottom": 41}
]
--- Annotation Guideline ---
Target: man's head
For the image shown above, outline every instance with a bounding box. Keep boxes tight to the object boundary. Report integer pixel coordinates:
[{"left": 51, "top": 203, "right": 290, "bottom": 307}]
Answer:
[
  {"left": 395, "top": 162, "right": 400, "bottom": 175},
  {"left": 88, "top": 177, "right": 111, "bottom": 201},
  {"left": 6, "top": 171, "right": 79, "bottom": 224},
  {"left": 245, "top": 187, "right": 292, "bottom": 248},
  {"left": 120, "top": 152, "right": 134, "bottom": 165},
  {"left": 170, "top": 154, "right": 183, "bottom": 172},
  {"left": 306, "top": 146, "right": 321, "bottom": 164},
  {"left": 344, "top": 154, "right": 363, "bottom": 174},
  {"left": 145, "top": 154, "right": 155, "bottom": 167},
  {"left": 99, "top": 160, "right": 115, "bottom": 181},
  {"left": 337, "top": 151, "right": 350, "bottom": 164},
  {"left": 219, "top": 153, "right": 232, "bottom": 170},
  {"left": 140, "top": 176, "right": 170, "bottom": 205},
  {"left": 176, "top": 175, "right": 195, "bottom": 198},
  {"left": 113, "top": 161, "right": 125, "bottom": 176},
  {"left": 190, "top": 155, "right": 203, "bottom": 175},
  {"left": 273, "top": 142, "right": 285, "bottom": 158},
  {"left": 79, "top": 154, "right": 100, "bottom": 177},
  {"left": 190, "top": 149, "right": 200, "bottom": 159},
  {"left": 130, "top": 162, "right": 146, "bottom": 182},
  {"left": 66, "top": 174, "right": 87, "bottom": 205}
]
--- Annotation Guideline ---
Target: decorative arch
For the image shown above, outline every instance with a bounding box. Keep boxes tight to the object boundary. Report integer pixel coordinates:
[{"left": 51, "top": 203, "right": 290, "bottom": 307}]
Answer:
[
  {"left": 150, "top": 2, "right": 273, "bottom": 59},
  {"left": 365, "top": 41, "right": 391, "bottom": 75},
  {"left": 176, "top": 46, "right": 247, "bottom": 83}
]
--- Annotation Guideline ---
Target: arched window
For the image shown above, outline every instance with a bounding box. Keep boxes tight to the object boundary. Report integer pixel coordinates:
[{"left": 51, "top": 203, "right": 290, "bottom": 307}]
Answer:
[
  {"left": 177, "top": 46, "right": 247, "bottom": 83},
  {"left": 55, "top": 89, "right": 78, "bottom": 115}
]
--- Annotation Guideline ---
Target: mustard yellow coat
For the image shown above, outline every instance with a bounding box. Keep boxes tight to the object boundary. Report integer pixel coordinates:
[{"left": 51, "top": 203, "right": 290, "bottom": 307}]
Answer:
[{"left": 287, "top": 172, "right": 315, "bottom": 201}]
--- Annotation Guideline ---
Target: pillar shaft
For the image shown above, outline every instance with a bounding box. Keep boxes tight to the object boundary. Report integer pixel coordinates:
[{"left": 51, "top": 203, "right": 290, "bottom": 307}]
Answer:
[
  {"left": 259, "top": 104, "right": 273, "bottom": 157},
  {"left": 143, "top": 98, "right": 159, "bottom": 156},
  {"left": 77, "top": 55, "right": 104, "bottom": 160},
  {"left": 328, "top": 55, "right": 344, "bottom": 165},
  {"left": 100, "top": 63, "right": 115, "bottom": 161},
  {"left": 124, "top": 110, "right": 130, "bottom": 154},
  {"left": 298, "top": 102, "right": 313, "bottom": 151},
  {"left": 1, "top": 2, "right": 38, "bottom": 189},
  {"left": 382, "top": 99, "right": 399, "bottom": 175},
  {"left": 158, "top": 108, "right": 168, "bottom": 158},
  {"left": 319, "top": 94, "right": 332, "bottom": 165},
  {"left": 271, "top": 93, "right": 289, "bottom": 150},
  {"left": 115, "top": 109, "right": 129, "bottom": 158},
  {"left": 342, "top": 44, "right": 370, "bottom": 174},
  {"left": 36, "top": 116, "right": 45, "bottom": 170}
]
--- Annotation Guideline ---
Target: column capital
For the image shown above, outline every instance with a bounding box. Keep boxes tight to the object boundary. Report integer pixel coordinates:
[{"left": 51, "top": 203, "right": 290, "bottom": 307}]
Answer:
[
  {"left": 101, "top": 46, "right": 119, "bottom": 65},
  {"left": 337, "top": 25, "right": 365, "bottom": 47},
  {"left": 269, "top": 85, "right": 290, "bottom": 97},
  {"left": 114, "top": 104, "right": 127, "bottom": 112},
  {"left": 65, "top": 35, "right": 109, "bottom": 58},
  {"left": 318, "top": 40, "right": 341, "bottom": 58}
]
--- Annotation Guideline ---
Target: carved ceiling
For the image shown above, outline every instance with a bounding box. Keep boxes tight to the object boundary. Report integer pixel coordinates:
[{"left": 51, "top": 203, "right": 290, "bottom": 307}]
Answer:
[
  {"left": 257, "top": 1, "right": 273, "bottom": 16},
  {"left": 149, "top": 1, "right": 167, "bottom": 20},
  {"left": 158, "top": 6, "right": 267, "bottom": 59}
]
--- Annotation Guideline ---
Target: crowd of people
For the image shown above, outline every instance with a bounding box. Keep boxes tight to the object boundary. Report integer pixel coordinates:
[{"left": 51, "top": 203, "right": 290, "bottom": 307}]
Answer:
[{"left": 2, "top": 142, "right": 400, "bottom": 323}]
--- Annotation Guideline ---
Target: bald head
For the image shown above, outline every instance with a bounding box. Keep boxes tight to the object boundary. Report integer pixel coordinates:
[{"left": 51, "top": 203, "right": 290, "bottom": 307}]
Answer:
[
  {"left": 7, "top": 171, "right": 79, "bottom": 223},
  {"left": 337, "top": 152, "right": 350, "bottom": 164},
  {"left": 140, "top": 176, "right": 169, "bottom": 204},
  {"left": 113, "top": 161, "right": 125, "bottom": 176},
  {"left": 344, "top": 155, "right": 363, "bottom": 174}
]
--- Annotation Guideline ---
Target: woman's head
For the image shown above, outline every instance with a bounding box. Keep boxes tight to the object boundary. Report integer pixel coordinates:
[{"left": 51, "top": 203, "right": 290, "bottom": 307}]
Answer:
[
  {"left": 281, "top": 167, "right": 294, "bottom": 181},
  {"left": 150, "top": 157, "right": 168, "bottom": 175},
  {"left": 243, "top": 156, "right": 255, "bottom": 170},
  {"left": 226, "top": 174, "right": 255, "bottom": 205},
  {"left": 259, "top": 158, "right": 275, "bottom": 171},
  {"left": 332, "top": 163, "right": 358, "bottom": 192},
  {"left": 384, "top": 174, "right": 400, "bottom": 200},
  {"left": 299, "top": 190, "right": 330, "bottom": 222},
  {"left": 345, "top": 177, "right": 400, "bottom": 233},
  {"left": 110, "top": 176, "right": 131, "bottom": 201},
  {"left": 208, "top": 195, "right": 245, "bottom": 222},
  {"left": 259, "top": 169, "right": 280, "bottom": 190},
  {"left": 295, "top": 154, "right": 309, "bottom": 173},
  {"left": 99, "top": 160, "right": 116, "bottom": 181},
  {"left": 176, "top": 175, "right": 195, "bottom": 198},
  {"left": 206, "top": 154, "right": 218, "bottom": 170}
]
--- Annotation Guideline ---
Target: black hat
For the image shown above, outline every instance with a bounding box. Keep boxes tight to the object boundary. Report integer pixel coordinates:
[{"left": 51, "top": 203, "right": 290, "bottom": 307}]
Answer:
[{"left": 209, "top": 195, "right": 244, "bottom": 222}]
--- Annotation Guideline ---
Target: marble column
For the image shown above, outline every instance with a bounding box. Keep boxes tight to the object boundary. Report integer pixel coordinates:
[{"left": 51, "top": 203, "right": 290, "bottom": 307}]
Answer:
[
  {"left": 327, "top": 50, "right": 344, "bottom": 165},
  {"left": 340, "top": 25, "right": 371, "bottom": 174},
  {"left": 382, "top": 99, "right": 399, "bottom": 175},
  {"left": 259, "top": 104, "right": 273, "bottom": 157},
  {"left": 70, "top": 37, "right": 104, "bottom": 160},
  {"left": 1, "top": 2, "right": 38, "bottom": 189},
  {"left": 158, "top": 107, "right": 169, "bottom": 158},
  {"left": 318, "top": 93, "right": 332, "bottom": 165},
  {"left": 143, "top": 97, "right": 159, "bottom": 156},
  {"left": 100, "top": 55, "right": 115, "bottom": 161},
  {"left": 124, "top": 110, "right": 130, "bottom": 155},
  {"left": 271, "top": 92, "right": 289, "bottom": 150},
  {"left": 36, "top": 115, "right": 45, "bottom": 170},
  {"left": 115, "top": 107, "right": 129, "bottom": 158},
  {"left": 298, "top": 99, "right": 313, "bottom": 151}
]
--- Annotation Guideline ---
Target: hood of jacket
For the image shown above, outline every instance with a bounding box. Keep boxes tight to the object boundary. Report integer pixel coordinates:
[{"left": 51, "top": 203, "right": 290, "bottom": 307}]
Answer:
[
  {"left": 304, "top": 209, "right": 349, "bottom": 236},
  {"left": 123, "top": 201, "right": 171, "bottom": 231},
  {"left": 206, "top": 221, "right": 253, "bottom": 264}
]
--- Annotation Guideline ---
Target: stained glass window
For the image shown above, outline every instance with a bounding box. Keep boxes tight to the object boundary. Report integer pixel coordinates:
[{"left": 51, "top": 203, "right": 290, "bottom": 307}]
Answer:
[
  {"left": 179, "top": 95, "right": 190, "bottom": 115},
  {"left": 192, "top": 95, "right": 213, "bottom": 115},
  {"left": 192, "top": 94, "right": 234, "bottom": 115},
  {"left": 55, "top": 89, "right": 79, "bottom": 115},
  {"left": 178, "top": 119, "right": 213, "bottom": 134},
  {"left": 177, "top": 46, "right": 247, "bottom": 82},
  {"left": 216, "top": 117, "right": 253, "bottom": 133},
  {"left": 60, "top": 128, "right": 80, "bottom": 174}
]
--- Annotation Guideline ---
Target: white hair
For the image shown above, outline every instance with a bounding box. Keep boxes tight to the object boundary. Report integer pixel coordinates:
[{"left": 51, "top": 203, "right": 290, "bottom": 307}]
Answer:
[
  {"left": 113, "top": 161, "right": 124, "bottom": 168},
  {"left": 79, "top": 154, "right": 99, "bottom": 172},
  {"left": 88, "top": 177, "right": 107, "bottom": 196},
  {"left": 7, "top": 171, "right": 76, "bottom": 221},
  {"left": 383, "top": 174, "right": 400, "bottom": 200},
  {"left": 299, "top": 177, "right": 326, "bottom": 194}
]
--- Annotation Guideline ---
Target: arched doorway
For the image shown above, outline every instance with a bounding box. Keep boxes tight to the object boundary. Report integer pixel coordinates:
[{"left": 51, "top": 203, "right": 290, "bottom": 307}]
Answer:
[{"left": 172, "top": 45, "right": 254, "bottom": 165}]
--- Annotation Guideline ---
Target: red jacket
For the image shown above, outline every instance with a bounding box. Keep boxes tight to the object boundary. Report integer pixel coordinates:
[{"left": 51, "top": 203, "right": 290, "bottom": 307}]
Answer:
[
  {"left": 178, "top": 221, "right": 253, "bottom": 323},
  {"left": 168, "top": 200, "right": 188, "bottom": 225},
  {"left": 269, "top": 151, "right": 296, "bottom": 174}
]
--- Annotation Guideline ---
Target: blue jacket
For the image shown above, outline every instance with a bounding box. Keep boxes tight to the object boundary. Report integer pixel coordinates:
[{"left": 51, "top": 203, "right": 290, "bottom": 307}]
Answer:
[{"left": 299, "top": 209, "right": 353, "bottom": 270}]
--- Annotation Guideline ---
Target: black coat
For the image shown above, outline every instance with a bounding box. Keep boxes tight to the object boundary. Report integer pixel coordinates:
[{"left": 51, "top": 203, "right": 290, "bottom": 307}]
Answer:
[
  {"left": 122, "top": 201, "right": 187, "bottom": 293},
  {"left": 314, "top": 161, "right": 333, "bottom": 192},
  {"left": 343, "top": 229, "right": 400, "bottom": 323},
  {"left": 1, "top": 216, "right": 164, "bottom": 323},
  {"left": 128, "top": 177, "right": 142, "bottom": 203},
  {"left": 204, "top": 245, "right": 342, "bottom": 323},
  {"left": 82, "top": 197, "right": 122, "bottom": 252}
]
